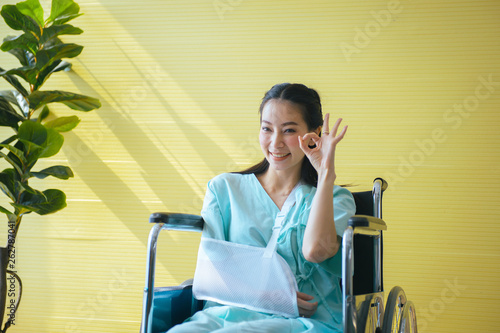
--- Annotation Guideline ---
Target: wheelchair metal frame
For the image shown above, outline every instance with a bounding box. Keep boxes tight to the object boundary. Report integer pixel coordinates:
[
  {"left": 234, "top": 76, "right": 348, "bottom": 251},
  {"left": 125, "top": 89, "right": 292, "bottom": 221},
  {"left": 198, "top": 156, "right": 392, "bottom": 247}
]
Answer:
[{"left": 141, "top": 178, "right": 417, "bottom": 333}]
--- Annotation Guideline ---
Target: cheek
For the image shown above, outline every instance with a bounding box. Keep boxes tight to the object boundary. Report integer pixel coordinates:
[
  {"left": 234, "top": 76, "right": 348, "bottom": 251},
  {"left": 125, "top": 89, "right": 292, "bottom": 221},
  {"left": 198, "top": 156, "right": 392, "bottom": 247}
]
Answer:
[{"left": 286, "top": 136, "right": 300, "bottom": 148}]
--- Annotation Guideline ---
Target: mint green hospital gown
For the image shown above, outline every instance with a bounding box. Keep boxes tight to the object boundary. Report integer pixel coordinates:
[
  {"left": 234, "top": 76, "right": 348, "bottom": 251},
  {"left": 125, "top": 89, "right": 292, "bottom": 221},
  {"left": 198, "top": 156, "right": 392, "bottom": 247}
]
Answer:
[{"left": 167, "top": 173, "right": 356, "bottom": 333}]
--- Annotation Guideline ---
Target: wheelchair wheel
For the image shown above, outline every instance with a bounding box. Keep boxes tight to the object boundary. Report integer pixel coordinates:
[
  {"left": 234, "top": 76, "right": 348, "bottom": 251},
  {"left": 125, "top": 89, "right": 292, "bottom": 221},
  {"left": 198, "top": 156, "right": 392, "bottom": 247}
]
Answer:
[
  {"left": 381, "top": 286, "right": 406, "bottom": 333},
  {"left": 399, "top": 300, "right": 417, "bottom": 333}
]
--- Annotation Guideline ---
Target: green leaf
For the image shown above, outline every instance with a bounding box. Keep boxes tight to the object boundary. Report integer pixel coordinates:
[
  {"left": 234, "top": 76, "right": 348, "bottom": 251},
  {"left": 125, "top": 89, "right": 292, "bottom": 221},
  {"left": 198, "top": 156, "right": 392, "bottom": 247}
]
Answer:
[
  {"left": 39, "top": 127, "right": 64, "bottom": 158},
  {"left": 0, "top": 66, "right": 39, "bottom": 86},
  {"left": 5, "top": 46, "right": 35, "bottom": 67},
  {"left": 1, "top": 5, "right": 41, "bottom": 37},
  {"left": 10, "top": 203, "right": 33, "bottom": 215},
  {"left": 44, "top": 115, "right": 80, "bottom": 132},
  {"left": 29, "top": 90, "right": 101, "bottom": 111},
  {"left": 0, "top": 66, "right": 30, "bottom": 97},
  {"left": 38, "top": 105, "right": 50, "bottom": 122},
  {"left": 40, "top": 24, "right": 83, "bottom": 44},
  {"left": 34, "top": 59, "right": 72, "bottom": 91},
  {"left": 0, "top": 171, "right": 16, "bottom": 201},
  {"left": 0, "top": 90, "right": 29, "bottom": 116},
  {"left": 18, "top": 120, "right": 47, "bottom": 146},
  {"left": 35, "top": 43, "right": 83, "bottom": 73},
  {"left": 0, "top": 96, "right": 24, "bottom": 128},
  {"left": 19, "top": 188, "right": 67, "bottom": 215},
  {"left": 31, "top": 165, "right": 73, "bottom": 179},
  {"left": 17, "top": 139, "right": 42, "bottom": 168},
  {"left": 1, "top": 33, "right": 39, "bottom": 55},
  {"left": 47, "top": 0, "right": 81, "bottom": 25},
  {"left": 0, "top": 144, "right": 28, "bottom": 167},
  {"left": 16, "top": 180, "right": 46, "bottom": 198},
  {"left": 0, "top": 151, "right": 23, "bottom": 177},
  {"left": 16, "top": 0, "right": 44, "bottom": 27},
  {"left": 0, "top": 206, "right": 13, "bottom": 215}
]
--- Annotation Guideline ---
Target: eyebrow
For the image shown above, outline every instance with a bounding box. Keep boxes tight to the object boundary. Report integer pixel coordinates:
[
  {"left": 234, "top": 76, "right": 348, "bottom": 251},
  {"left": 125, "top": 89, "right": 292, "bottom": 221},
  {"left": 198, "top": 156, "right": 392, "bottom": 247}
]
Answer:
[{"left": 261, "top": 120, "right": 299, "bottom": 127}]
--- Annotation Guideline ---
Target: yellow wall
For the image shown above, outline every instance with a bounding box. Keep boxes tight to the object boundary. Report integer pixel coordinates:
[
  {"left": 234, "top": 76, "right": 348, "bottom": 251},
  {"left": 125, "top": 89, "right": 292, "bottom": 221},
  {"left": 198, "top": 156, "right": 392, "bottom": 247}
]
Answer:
[{"left": 0, "top": 0, "right": 499, "bottom": 332}]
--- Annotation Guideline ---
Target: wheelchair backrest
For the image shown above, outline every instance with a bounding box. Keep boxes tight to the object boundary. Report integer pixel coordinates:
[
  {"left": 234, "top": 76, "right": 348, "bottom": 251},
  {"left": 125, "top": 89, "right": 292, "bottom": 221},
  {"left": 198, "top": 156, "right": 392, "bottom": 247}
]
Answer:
[{"left": 351, "top": 190, "right": 384, "bottom": 296}]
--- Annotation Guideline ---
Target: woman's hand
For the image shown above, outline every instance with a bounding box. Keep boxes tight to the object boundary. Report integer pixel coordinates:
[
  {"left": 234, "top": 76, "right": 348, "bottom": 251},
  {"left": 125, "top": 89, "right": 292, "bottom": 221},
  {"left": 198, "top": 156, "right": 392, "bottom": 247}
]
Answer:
[
  {"left": 297, "top": 291, "right": 318, "bottom": 318},
  {"left": 298, "top": 113, "right": 348, "bottom": 179}
]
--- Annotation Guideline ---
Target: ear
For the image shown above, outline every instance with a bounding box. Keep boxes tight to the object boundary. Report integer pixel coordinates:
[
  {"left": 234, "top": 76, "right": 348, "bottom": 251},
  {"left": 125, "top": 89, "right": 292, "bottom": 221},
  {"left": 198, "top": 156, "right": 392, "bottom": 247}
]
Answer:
[
  {"left": 308, "top": 126, "right": 322, "bottom": 148},
  {"left": 315, "top": 126, "right": 322, "bottom": 136}
]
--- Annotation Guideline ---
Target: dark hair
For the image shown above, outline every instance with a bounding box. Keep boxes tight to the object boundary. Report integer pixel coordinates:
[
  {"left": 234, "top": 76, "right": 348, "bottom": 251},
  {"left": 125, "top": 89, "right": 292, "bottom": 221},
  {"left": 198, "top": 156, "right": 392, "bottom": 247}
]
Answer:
[{"left": 237, "top": 83, "right": 323, "bottom": 187}]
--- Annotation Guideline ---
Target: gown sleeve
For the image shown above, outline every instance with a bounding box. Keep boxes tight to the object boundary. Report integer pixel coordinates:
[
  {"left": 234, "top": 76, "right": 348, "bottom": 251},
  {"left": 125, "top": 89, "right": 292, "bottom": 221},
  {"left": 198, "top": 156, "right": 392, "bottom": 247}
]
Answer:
[
  {"left": 200, "top": 178, "right": 227, "bottom": 241},
  {"left": 317, "top": 186, "right": 356, "bottom": 276}
]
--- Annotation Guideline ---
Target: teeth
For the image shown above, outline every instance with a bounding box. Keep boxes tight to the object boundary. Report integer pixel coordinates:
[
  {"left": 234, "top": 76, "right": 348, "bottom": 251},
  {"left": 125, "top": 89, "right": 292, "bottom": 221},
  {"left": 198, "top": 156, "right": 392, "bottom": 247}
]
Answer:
[{"left": 271, "top": 152, "right": 288, "bottom": 158}]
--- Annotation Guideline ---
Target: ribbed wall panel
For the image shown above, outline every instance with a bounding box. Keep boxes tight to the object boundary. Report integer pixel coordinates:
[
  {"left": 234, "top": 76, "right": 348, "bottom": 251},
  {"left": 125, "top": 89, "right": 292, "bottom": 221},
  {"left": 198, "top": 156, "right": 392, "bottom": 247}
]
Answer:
[{"left": 0, "top": 0, "right": 499, "bottom": 331}]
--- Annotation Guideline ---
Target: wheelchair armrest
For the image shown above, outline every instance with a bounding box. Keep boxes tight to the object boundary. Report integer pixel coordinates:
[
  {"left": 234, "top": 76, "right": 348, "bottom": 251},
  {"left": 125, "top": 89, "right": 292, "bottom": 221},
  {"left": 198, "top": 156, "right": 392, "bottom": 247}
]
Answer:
[
  {"left": 349, "top": 215, "right": 387, "bottom": 234},
  {"left": 149, "top": 212, "right": 204, "bottom": 232}
]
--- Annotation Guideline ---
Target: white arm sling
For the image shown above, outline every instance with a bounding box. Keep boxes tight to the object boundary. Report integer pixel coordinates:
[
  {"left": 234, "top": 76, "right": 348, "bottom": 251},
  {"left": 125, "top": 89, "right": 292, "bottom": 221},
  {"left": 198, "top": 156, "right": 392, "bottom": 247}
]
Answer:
[{"left": 193, "top": 183, "right": 301, "bottom": 318}]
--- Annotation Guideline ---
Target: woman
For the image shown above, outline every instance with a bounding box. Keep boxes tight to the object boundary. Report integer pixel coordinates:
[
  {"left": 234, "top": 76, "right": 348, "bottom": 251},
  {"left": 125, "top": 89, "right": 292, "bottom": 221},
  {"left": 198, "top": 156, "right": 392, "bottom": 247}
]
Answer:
[{"left": 167, "top": 83, "right": 356, "bottom": 332}]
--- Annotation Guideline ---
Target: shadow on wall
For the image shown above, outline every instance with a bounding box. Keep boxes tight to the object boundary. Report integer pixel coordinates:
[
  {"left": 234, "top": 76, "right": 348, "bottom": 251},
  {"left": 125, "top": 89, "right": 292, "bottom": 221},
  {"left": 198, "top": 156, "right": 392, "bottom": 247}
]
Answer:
[{"left": 61, "top": 55, "right": 235, "bottom": 250}]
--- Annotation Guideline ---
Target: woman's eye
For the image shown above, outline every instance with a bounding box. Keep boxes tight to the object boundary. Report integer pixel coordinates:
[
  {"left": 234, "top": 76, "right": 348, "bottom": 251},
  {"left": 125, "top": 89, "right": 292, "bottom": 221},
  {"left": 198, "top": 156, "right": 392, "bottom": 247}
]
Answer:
[
  {"left": 261, "top": 127, "right": 271, "bottom": 132},
  {"left": 284, "top": 128, "right": 296, "bottom": 133}
]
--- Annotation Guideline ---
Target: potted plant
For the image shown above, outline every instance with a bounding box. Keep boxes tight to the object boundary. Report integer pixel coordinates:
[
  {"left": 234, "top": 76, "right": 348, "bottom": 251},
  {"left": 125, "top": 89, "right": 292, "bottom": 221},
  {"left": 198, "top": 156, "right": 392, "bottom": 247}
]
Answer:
[{"left": 0, "top": 0, "right": 100, "bottom": 330}]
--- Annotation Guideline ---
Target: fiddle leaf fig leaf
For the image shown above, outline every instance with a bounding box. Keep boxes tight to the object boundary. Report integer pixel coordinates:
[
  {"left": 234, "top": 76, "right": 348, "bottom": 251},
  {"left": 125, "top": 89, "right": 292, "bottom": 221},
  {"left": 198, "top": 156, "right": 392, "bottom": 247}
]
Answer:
[
  {"left": 38, "top": 105, "right": 50, "bottom": 122},
  {"left": 0, "top": 144, "right": 27, "bottom": 167},
  {"left": 18, "top": 120, "right": 47, "bottom": 146},
  {"left": 0, "top": 171, "right": 16, "bottom": 201},
  {"left": 6, "top": 47, "right": 35, "bottom": 67},
  {"left": 44, "top": 115, "right": 80, "bottom": 132},
  {"left": 16, "top": 0, "right": 44, "bottom": 27},
  {"left": 18, "top": 188, "right": 67, "bottom": 215},
  {"left": 29, "top": 90, "right": 101, "bottom": 111},
  {"left": 0, "top": 206, "right": 13, "bottom": 215},
  {"left": 0, "top": 151, "right": 23, "bottom": 179},
  {"left": 34, "top": 59, "right": 72, "bottom": 91},
  {"left": 0, "top": 96, "right": 24, "bottom": 128},
  {"left": 0, "top": 90, "right": 29, "bottom": 116},
  {"left": 47, "top": 0, "right": 82, "bottom": 25},
  {"left": 1, "top": 33, "right": 39, "bottom": 55},
  {"left": 31, "top": 165, "right": 73, "bottom": 180},
  {"left": 1, "top": 66, "right": 39, "bottom": 86},
  {"left": 35, "top": 43, "right": 83, "bottom": 73},
  {"left": 40, "top": 24, "right": 83, "bottom": 44},
  {"left": 39, "top": 128, "right": 64, "bottom": 158},
  {"left": 0, "top": 66, "right": 30, "bottom": 97},
  {"left": 1, "top": 5, "right": 41, "bottom": 37}
]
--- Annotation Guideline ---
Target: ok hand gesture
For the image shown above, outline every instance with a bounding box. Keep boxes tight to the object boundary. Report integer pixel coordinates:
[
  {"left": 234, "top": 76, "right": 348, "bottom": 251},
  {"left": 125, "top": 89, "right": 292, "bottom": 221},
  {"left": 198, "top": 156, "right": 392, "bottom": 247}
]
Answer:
[{"left": 298, "top": 113, "right": 348, "bottom": 180}]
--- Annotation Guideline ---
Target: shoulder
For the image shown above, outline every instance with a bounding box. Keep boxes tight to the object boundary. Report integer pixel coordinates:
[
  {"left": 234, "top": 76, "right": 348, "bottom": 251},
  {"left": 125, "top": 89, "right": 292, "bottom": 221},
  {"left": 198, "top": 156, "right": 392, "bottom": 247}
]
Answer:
[{"left": 207, "top": 173, "right": 254, "bottom": 193}]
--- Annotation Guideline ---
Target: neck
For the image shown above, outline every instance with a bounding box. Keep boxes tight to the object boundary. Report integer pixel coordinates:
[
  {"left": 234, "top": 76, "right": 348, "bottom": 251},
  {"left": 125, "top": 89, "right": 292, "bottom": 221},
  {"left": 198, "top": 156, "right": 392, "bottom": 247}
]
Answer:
[{"left": 258, "top": 168, "right": 301, "bottom": 197}]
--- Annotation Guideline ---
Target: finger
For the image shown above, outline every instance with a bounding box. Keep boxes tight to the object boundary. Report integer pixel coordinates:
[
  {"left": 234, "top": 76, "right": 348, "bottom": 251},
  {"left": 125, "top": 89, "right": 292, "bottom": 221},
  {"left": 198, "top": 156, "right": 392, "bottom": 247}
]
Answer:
[
  {"left": 338, "top": 125, "right": 348, "bottom": 140},
  {"left": 297, "top": 291, "right": 314, "bottom": 301},
  {"left": 331, "top": 117, "right": 342, "bottom": 137},
  {"left": 299, "top": 133, "right": 320, "bottom": 153},
  {"left": 298, "top": 135, "right": 311, "bottom": 154},
  {"left": 298, "top": 299, "right": 318, "bottom": 317},
  {"left": 322, "top": 113, "right": 330, "bottom": 135}
]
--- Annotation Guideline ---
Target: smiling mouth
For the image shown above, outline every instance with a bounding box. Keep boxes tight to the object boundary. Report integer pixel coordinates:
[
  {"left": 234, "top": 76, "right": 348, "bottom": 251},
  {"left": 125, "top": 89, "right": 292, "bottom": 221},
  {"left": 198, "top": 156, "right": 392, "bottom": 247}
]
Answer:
[{"left": 270, "top": 152, "right": 290, "bottom": 160}]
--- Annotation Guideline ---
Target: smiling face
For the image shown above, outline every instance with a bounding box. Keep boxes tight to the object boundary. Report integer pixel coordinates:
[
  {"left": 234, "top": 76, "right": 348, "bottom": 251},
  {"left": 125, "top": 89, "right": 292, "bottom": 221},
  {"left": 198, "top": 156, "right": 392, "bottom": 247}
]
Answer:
[{"left": 259, "top": 99, "right": 316, "bottom": 176}]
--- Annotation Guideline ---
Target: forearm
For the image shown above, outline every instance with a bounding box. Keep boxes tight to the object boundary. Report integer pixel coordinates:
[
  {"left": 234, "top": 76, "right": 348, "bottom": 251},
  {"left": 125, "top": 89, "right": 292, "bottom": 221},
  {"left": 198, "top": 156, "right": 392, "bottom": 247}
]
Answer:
[{"left": 302, "top": 170, "right": 339, "bottom": 263}]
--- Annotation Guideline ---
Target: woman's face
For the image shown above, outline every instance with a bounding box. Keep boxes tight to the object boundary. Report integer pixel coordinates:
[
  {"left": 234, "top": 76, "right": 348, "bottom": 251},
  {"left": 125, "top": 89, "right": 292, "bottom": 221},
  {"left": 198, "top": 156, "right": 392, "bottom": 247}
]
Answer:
[{"left": 259, "top": 99, "right": 317, "bottom": 175}]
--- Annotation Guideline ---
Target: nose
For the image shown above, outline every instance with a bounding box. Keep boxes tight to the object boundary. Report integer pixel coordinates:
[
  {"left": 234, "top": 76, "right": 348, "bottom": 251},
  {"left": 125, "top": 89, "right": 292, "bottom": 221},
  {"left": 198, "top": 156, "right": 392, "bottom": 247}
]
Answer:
[{"left": 270, "top": 132, "right": 284, "bottom": 149}]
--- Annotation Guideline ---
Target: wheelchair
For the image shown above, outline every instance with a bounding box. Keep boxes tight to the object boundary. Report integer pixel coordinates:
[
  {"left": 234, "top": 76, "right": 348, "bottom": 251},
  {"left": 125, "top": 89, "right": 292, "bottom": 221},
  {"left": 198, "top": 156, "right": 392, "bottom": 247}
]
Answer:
[{"left": 140, "top": 178, "right": 418, "bottom": 333}]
